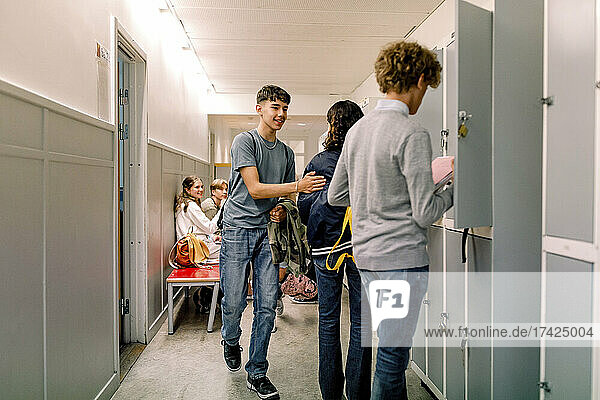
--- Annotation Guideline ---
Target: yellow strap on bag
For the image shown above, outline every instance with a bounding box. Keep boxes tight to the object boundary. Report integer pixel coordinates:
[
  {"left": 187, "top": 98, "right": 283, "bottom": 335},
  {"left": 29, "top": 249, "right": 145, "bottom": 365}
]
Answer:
[
  {"left": 187, "top": 233, "right": 210, "bottom": 265},
  {"left": 325, "top": 207, "right": 355, "bottom": 271}
]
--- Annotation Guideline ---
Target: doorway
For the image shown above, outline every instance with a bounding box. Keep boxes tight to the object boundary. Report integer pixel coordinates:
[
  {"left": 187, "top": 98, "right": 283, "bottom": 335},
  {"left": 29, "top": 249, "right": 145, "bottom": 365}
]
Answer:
[{"left": 115, "top": 29, "right": 148, "bottom": 381}]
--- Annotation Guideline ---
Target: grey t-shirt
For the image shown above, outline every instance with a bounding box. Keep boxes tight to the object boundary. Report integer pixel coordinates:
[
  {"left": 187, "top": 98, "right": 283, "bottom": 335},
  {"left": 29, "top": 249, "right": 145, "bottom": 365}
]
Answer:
[{"left": 222, "top": 129, "right": 295, "bottom": 228}]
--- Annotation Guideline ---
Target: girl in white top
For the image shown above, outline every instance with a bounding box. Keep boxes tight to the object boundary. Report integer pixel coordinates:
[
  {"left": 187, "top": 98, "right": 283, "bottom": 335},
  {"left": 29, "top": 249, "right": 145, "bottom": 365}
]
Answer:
[{"left": 174, "top": 176, "right": 221, "bottom": 259}]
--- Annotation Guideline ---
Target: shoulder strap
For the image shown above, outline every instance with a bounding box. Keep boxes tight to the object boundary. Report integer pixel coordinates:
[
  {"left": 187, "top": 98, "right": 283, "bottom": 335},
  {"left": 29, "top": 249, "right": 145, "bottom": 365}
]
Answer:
[
  {"left": 325, "top": 207, "right": 354, "bottom": 271},
  {"left": 246, "top": 130, "right": 258, "bottom": 159}
]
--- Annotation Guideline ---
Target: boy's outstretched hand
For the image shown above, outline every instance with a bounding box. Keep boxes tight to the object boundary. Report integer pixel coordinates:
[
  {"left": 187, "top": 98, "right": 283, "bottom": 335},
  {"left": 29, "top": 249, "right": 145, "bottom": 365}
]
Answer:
[{"left": 298, "top": 171, "right": 326, "bottom": 193}]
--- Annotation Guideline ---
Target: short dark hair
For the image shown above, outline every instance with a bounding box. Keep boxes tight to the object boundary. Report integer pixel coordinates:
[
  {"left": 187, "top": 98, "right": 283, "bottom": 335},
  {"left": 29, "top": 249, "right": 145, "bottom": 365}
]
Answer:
[
  {"left": 256, "top": 85, "right": 291, "bottom": 105},
  {"left": 323, "top": 100, "right": 364, "bottom": 150},
  {"left": 374, "top": 41, "right": 441, "bottom": 94}
]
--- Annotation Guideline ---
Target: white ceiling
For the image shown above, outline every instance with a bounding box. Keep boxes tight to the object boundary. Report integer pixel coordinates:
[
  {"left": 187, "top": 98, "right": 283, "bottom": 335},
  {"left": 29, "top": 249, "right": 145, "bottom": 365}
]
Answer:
[{"left": 170, "top": 0, "right": 443, "bottom": 95}]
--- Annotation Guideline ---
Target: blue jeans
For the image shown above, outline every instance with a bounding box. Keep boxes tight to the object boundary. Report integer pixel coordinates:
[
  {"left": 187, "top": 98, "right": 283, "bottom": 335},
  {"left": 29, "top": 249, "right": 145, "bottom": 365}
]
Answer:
[
  {"left": 359, "top": 266, "right": 429, "bottom": 400},
  {"left": 220, "top": 226, "right": 278, "bottom": 378},
  {"left": 315, "top": 255, "right": 372, "bottom": 400}
]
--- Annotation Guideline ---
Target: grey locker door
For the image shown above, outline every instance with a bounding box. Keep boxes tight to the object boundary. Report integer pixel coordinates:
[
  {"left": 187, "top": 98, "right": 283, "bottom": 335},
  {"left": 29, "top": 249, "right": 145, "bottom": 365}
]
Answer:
[
  {"left": 412, "top": 295, "right": 427, "bottom": 372},
  {"left": 412, "top": 49, "right": 444, "bottom": 160},
  {"left": 426, "top": 227, "right": 444, "bottom": 392},
  {"left": 454, "top": 0, "right": 493, "bottom": 228},
  {"left": 545, "top": 0, "right": 595, "bottom": 242},
  {"left": 467, "top": 236, "right": 492, "bottom": 400},
  {"left": 544, "top": 254, "right": 593, "bottom": 399},
  {"left": 446, "top": 41, "right": 457, "bottom": 220},
  {"left": 445, "top": 230, "right": 465, "bottom": 400}
]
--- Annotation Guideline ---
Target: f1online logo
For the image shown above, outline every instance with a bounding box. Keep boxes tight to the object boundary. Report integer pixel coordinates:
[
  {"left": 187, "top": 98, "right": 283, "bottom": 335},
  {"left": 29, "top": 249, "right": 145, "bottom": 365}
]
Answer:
[{"left": 369, "top": 280, "right": 411, "bottom": 331}]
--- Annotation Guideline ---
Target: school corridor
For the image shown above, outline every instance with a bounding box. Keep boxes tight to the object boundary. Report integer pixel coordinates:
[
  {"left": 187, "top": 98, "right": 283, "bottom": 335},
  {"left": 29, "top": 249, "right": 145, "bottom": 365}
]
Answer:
[{"left": 1, "top": 0, "right": 599, "bottom": 399}]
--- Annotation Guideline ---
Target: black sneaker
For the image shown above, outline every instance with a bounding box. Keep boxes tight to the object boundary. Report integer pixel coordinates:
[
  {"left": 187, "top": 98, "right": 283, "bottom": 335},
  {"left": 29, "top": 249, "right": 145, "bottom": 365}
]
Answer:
[
  {"left": 247, "top": 375, "right": 280, "bottom": 399},
  {"left": 221, "top": 340, "right": 242, "bottom": 372}
]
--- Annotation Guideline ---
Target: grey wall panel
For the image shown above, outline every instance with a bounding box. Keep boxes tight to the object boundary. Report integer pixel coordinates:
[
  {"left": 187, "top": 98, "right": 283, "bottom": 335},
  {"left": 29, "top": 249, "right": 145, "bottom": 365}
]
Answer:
[
  {"left": 162, "top": 150, "right": 181, "bottom": 171},
  {"left": 183, "top": 157, "right": 195, "bottom": 174},
  {"left": 0, "top": 93, "right": 43, "bottom": 149},
  {"left": 455, "top": 1, "right": 493, "bottom": 228},
  {"left": 196, "top": 161, "right": 210, "bottom": 178},
  {"left": 146, "top": 145, "right": 207, "bottom": 335},
  {"left": 162, "top": 172, "right": 180, "bottom": 308},
  {"left": 544, "top": 254, "right": 592, "bottom": 398},
  {"left": 467, "top": 236, "right": 491, "bottom": 400},
  {"left": 46, "top": 111, "right": 113, "bottom": 160},
  {"left": 147, "top": 145, "right": 163, "bottom": 326},
  {"left": 545, "top": 0, "right": 595, "bottom": 242},
  {"left": 426, "top": 227, "right": 443, "bottom": 391},
  {"left": 445, "top": 231, "right": 464, "bottom": 400},
  {"left": 493, "top": 0, "right": 543, "bottom": 273},
  {"left": 0, "top": 156, "right": 44, "bottom": 399},
  {"left": 46, "top": 162, "right": 114, "bottom": 399}
]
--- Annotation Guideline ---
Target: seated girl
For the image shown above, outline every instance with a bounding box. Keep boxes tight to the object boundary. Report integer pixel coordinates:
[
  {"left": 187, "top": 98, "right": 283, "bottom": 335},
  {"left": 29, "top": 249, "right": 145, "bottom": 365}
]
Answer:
[{"left": 174, "top": 176, "right": 221, "bottom": 262}]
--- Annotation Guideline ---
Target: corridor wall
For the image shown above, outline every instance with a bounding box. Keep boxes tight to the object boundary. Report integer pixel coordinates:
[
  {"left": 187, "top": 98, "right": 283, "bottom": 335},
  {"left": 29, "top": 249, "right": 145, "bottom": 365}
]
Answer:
[
  {"left": 0, "top": 0, "right": 211, "bottom": 161},
  {"left": 0, "top": 1, "right": 212, "bottom": 398},
  {"left": 146, "top": 141, "right": 211, "bottom": 339},
  {"left": 0, "top": 81, "right": 118, "bottom": 399}
]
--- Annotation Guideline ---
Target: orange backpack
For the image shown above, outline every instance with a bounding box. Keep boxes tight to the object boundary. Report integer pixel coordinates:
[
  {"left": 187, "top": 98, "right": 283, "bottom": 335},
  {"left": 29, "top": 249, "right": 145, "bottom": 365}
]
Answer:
[{"left": 169, "top": 229, "right": 210, "bottom": 268}]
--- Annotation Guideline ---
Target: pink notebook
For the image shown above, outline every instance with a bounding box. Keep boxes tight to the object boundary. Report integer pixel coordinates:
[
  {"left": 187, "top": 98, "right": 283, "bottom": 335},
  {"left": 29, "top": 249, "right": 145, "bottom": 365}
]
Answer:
[{"left": 432, "top": 156, "right": 454, "bottom": 190}]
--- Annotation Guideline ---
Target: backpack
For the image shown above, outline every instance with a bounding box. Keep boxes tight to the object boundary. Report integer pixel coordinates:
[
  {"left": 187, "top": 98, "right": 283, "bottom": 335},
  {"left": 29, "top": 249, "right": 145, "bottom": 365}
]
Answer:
[
  {"left": 325, "top": 207, "right": 355, "bottom": 271},
  {"left": 168, "top": 228, "right": 210, "bottom": 268}
]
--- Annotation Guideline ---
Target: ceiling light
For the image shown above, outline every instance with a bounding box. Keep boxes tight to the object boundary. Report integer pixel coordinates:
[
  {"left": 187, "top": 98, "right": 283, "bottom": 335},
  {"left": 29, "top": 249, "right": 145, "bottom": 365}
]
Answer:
[{"left": 297, "top": 123, "right": 306, "bottom": 126}]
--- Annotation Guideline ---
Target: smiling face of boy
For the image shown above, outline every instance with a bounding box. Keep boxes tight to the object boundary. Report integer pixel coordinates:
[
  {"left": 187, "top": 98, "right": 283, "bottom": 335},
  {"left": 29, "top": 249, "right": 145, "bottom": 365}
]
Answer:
[{"left": 256, "top": 99, "right": 288, "bottom": 133}]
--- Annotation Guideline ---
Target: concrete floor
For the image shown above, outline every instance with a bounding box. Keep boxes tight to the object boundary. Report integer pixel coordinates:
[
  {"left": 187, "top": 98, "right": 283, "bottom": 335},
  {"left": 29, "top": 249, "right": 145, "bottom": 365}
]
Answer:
[{"left": 112, "top": 290, "right": 434, "bottom": 400}]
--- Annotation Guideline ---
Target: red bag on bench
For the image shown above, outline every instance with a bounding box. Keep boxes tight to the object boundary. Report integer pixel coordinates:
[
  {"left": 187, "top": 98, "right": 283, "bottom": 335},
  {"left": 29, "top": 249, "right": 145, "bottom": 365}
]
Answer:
[{"left": 168, "top": 230, "right": 210, "bottom": 268}]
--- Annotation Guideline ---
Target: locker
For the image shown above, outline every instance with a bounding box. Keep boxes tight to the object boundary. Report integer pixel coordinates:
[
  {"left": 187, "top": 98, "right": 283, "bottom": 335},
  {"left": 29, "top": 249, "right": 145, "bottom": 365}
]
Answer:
[
  {"left": 447, "top": 0, "right": 493, "bottom": 229},
  {"left": 426, "top": 226, "right": 444, "bottom": 392},
  {"left": 445, "top": 230, "right": 465, "bottom": 400}
]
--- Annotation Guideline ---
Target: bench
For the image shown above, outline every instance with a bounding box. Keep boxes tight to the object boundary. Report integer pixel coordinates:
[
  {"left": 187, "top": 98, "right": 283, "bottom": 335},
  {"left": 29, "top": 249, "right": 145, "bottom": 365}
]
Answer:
[{"left": 167, "top": 265, "right": 220, "bottom": 334}]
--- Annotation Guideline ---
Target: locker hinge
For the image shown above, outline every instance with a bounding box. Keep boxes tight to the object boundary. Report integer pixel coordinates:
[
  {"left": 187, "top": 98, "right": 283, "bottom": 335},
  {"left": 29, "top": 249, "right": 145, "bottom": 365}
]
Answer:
[
  {"left": 537, "top": 381, "right": 551, "bottom": 393},
  {"left": 540, "top": 96, "right": 554, "bottom": 106},
  {"left": 118, "top": 123, "right": 129, "bottom": 140},
  {"left": 119, "top": 88, "right": 129, "bottom": 105},
  {"left": 120, "top": 298, "right": 130, "bottom": 315}
]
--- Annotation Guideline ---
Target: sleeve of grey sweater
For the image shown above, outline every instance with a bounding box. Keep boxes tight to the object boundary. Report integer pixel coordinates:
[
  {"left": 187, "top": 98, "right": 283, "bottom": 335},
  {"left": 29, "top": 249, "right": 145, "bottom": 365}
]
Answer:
[
  {"left": 328, "top": 147, "right": 350, "bottom": 207},
  {"left": 400, "top": 130, "right": 454, "bottom": 228}
]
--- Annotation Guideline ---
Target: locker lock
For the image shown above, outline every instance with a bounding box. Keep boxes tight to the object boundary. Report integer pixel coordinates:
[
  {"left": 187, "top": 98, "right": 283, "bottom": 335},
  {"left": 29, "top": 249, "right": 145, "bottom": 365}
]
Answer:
[{"left": 458, "top": 110, "right": 472, "bottom": 138}]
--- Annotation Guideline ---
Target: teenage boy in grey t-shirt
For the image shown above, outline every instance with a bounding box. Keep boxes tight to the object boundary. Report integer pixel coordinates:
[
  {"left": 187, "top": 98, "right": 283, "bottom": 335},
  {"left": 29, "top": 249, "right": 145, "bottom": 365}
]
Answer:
[
  {"left": 329, "top": 41, "right": 453, "bottom": 400},
  {"left": 220, "top": 85, "right": 325, "bottom": 400}
]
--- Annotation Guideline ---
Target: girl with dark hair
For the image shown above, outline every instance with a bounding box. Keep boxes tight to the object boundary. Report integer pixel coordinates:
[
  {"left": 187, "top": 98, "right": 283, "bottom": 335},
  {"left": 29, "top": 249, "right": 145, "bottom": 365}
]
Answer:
[
  {"left": 298, "top": 100, "right": 371, "bottom": 400},
  {"left": 175, "top": 176, "right": 221, "bottom": 245},
  {"left": 175, "top": 176, "right": 223, "bottom": 312}
]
